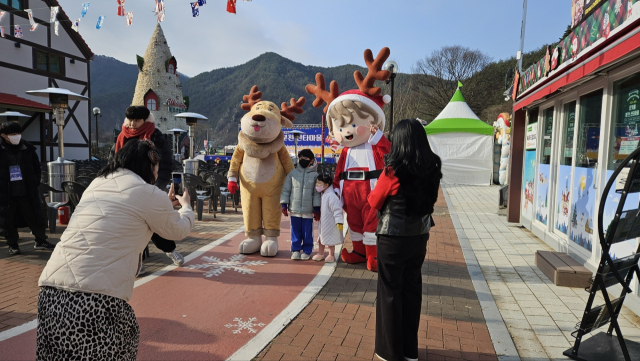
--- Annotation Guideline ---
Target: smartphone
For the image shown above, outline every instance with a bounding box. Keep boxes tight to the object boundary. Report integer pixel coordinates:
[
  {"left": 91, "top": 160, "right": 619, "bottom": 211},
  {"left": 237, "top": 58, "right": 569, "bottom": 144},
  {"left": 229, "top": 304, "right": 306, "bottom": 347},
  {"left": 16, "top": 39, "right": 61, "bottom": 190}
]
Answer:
[{"left": 172, "top": 172, "right": 183, "bottom": 196}]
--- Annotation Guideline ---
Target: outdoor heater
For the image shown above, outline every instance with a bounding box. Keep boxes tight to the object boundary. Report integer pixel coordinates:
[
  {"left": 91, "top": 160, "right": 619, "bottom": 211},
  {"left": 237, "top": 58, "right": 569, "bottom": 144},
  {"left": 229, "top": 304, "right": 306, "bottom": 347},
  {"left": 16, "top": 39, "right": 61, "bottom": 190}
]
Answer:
[
  {"left": 174, "top": 112, "right": 207, "bottom": 175},
  {"left": 0, "top": 111, "right": 31, "bottom": 123},
  {"left": 168, "top": 127, "right": 186, "bottom": 162},
  {"left": 288, "top": 129, "right": 306, "bottom": 160},
  {"left": 25, "top": 88, "right": 89, "bottom": 202}
]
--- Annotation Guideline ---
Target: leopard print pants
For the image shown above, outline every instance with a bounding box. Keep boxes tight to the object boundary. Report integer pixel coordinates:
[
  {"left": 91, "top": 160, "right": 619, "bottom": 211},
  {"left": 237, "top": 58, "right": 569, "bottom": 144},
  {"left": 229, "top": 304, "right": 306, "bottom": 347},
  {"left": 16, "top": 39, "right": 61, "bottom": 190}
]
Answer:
[{"left": 36, "top": 286, "right": 139, "bottom": 361}]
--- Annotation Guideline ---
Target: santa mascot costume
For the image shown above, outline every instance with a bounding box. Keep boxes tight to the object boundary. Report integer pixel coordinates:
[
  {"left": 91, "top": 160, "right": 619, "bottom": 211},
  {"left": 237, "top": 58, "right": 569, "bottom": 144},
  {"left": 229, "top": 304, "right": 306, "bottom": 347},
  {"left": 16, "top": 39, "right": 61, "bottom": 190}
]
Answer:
[{"left": 305, "top": 47, "right": 392, "bottom": 272}]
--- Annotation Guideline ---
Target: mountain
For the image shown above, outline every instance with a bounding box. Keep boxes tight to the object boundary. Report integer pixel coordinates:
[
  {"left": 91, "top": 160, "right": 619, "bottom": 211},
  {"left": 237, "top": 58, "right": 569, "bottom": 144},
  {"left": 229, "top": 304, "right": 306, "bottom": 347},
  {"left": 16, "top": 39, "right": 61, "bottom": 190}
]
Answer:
[
  {"left": 181, "top": 52, "right": 367, "bottom": 146},
  {"left": 90, "top": 52, "right": 365, "bottom": 146}
]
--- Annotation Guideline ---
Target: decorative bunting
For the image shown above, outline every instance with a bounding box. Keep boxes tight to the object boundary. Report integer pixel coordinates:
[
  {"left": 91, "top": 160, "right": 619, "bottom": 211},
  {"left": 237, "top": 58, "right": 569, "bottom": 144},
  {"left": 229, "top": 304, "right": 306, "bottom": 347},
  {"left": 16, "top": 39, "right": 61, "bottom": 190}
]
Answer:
[
  {"left": 81, "top": 3, "right": 90, "bottom": 18},
  {"left": 126, "top": 11, "right": 133, "bottom": 26},
  {"left": 54, "top": 21, "right": 59, "bottom": 36},
  {"left": 154, "top": 0, "right": 165, "bottom": 23},
  {"left": 30, "top": 23, "right": 38, "bottom": 32},
  {"left": 25, "top": 9, "right": 36, "bottom": 27},
  {"left": 96, "top": 15, "right": 105, "bottom": 29},
  {"left": 50, "top": 6, "right": 59, "bottom": 23},
  {"left": 0, "top": 11, "right": 5, "bottom": 22},
  {"left": 191, "top": 2, "right": 199, "bottom": 17},
  {"left": 227, "top": 0, "right": 236, "bottom": 14},
  {"left": 14, "top": 25, "right": 23, "bottom": 38},
  {"left": 72, "top": 19, "right": 80, "bottom": 32},
  {"left": 117, "top": 0, "right": 125, "bottom": 16},
  {"left": 155, "top": 0, "right": 164, "bottom": 14},
  {"left": 198, "top": 0, "right": 206, "bottom": 5},
  {"left": 0, "top": 26, "right": 4, "bottom": 38}
]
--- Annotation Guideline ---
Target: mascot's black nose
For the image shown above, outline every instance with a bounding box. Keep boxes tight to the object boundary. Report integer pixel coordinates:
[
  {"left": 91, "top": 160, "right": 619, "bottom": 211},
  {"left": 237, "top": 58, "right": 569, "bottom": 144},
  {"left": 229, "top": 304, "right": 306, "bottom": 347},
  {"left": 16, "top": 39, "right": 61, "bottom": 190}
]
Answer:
[{"left": 252, "top": 114, "right": 266, "bottom": 122}]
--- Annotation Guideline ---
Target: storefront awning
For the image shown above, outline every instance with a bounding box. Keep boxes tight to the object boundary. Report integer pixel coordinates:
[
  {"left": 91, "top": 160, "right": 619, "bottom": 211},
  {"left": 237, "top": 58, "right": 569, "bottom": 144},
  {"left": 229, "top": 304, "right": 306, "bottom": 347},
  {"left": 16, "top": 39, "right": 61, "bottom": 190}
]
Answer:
[{"left": 0, "top": 93, "right": 52, "bottom": 113}]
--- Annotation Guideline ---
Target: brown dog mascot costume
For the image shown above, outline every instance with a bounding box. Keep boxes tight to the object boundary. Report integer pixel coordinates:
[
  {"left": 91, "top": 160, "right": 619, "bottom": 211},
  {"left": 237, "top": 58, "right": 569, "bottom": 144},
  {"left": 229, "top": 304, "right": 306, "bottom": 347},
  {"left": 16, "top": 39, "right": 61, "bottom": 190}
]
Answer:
[{"left": 227, "top": 86, "right": 305, "bottom": 257}]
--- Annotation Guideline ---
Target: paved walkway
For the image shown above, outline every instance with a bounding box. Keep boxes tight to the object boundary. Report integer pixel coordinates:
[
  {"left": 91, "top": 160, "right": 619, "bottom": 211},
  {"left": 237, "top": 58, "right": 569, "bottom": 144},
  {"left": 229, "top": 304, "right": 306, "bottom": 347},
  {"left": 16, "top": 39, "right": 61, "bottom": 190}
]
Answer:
[
  {"left": 0, "top": 210, "right": 244, "bottom": 334},
  {"left": 254, "top": 189, "right": 498, "bottom": 361},
  {"left": 446, "top": 185, "right": 640, "bottom": 361}
]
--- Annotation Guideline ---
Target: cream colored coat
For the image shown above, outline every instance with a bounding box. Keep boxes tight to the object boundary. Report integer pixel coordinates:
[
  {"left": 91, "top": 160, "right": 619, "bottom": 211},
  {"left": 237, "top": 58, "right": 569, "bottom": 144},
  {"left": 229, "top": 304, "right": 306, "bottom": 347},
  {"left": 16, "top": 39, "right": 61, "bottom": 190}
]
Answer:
[{"left": 38, "top": 169, "right": 194, "bottom": 301}]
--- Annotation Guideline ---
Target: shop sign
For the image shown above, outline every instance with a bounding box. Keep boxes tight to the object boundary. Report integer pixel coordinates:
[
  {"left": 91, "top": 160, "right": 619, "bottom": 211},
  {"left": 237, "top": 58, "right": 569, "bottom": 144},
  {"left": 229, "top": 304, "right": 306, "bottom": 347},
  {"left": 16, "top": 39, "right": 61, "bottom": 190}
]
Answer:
[
  {"left": 526, "top": 122, "right": 538, "bottom": 150},
  {"left": 516, "top": 0, "right": 634, "bottom": 100},
  {"left": 619, "top": 136, "right": 640, "bottom": 155},
  {"left": 166, "top": 98, "right": 187, "bottom": 113}
]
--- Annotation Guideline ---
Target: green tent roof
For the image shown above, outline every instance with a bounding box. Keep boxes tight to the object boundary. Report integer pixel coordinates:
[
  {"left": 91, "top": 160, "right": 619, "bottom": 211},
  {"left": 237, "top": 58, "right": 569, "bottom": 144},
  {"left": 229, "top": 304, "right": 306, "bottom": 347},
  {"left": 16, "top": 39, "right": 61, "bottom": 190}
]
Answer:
[{"left": 425, "top": 86, "right": 493, "bottom": 136}]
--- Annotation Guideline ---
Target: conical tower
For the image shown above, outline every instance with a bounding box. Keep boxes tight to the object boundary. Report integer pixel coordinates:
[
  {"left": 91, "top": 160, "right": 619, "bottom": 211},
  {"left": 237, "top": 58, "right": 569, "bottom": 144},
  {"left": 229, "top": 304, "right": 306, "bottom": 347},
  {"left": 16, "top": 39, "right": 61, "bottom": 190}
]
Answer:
[{"left": 132, "top": 23, "right": 187, "bottom": 133}]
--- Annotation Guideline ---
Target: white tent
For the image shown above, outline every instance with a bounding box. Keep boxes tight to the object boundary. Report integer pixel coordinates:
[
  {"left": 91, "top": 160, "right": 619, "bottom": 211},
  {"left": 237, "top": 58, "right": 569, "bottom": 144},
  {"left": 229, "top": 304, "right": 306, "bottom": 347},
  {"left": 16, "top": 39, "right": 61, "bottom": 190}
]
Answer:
[{"left": 425, "top": 85, "right": 494, "bottom": 185}]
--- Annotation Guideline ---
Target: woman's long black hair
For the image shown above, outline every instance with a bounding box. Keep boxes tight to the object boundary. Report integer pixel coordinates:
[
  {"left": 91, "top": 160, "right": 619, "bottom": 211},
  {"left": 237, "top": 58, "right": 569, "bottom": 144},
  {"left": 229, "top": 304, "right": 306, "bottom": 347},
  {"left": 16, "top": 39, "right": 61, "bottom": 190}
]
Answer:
[
  {"left": 98, "top": 139, "right": 160, "bottom": 184},
  {"left": 385, "top": 118, "right": 442, "bottom": 215}
]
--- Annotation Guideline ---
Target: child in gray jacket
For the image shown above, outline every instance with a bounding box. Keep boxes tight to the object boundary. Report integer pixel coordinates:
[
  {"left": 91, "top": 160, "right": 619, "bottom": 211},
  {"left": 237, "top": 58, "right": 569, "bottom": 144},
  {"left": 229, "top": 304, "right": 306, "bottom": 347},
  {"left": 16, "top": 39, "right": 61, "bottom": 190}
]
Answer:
[{"left": 280, "top": 149, "right": 321, "bottom": 260}]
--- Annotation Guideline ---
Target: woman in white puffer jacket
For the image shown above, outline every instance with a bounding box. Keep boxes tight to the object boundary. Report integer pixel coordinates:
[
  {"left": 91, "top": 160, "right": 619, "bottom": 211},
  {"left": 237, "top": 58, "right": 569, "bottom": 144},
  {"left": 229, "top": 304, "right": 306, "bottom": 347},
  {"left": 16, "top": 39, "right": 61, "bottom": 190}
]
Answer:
[{"left": 37, "top": 139, "right": 193, "bottom": 361}]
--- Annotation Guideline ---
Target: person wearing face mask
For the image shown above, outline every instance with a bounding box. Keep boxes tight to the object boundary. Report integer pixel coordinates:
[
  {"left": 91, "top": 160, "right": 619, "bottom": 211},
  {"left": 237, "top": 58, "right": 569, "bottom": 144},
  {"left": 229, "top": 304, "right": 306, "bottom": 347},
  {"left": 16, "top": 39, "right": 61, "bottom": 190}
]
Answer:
[
  {"left": 312, "top": 173, "right": 344, "bottom": 263},
  {"left": 111, "top": 106, "right": 185, "bottom": 270},
  {"left": 0, "top": 121, "right": 54, "bottom": 255},
  {"left": 280, "top": 149, "right": 321, "bottom": 260}
]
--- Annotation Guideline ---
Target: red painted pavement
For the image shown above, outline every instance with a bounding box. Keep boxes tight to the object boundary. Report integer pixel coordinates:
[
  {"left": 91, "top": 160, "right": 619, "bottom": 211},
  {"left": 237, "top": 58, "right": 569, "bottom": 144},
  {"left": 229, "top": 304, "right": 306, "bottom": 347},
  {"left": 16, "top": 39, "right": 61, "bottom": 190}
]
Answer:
[{"left": 0, "top": 220, "right": 324, "bottom": 360}]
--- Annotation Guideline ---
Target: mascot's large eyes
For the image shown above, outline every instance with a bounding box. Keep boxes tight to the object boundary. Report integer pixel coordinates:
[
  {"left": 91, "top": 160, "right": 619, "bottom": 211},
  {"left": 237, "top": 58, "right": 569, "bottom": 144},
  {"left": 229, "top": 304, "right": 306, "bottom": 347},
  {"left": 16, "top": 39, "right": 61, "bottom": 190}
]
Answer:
[
  {"left": 339, "top": 128, "right": 343, "bottom": 132},
  {"left": 352, "top": 124, "right": 355, "bottom": 128}
]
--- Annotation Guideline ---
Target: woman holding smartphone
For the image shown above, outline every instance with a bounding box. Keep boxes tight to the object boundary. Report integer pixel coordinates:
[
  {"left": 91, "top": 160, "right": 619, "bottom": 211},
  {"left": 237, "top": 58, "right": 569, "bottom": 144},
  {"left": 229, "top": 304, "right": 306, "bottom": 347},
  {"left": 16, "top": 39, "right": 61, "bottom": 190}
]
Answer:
[
  {"left": 37, "top": 139, "right": 193, "bottom": 360},
  {"left": 368, "top": 118, "right": 442, "bottom": 361}
]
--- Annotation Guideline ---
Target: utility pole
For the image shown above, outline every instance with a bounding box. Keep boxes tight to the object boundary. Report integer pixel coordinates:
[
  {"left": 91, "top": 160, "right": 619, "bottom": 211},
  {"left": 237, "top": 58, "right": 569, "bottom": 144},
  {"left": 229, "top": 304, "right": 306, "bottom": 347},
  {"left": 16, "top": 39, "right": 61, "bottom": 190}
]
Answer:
[{"left": 517, "top": 0, "right": 528, "bottom": 72}]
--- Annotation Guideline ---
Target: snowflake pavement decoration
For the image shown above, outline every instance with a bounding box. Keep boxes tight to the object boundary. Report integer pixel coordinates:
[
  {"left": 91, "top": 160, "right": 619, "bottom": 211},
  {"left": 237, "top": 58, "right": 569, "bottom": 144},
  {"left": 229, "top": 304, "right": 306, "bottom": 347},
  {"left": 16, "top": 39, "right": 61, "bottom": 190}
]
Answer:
[
  {"left": 187, "top": 254, "right": 267, "bottom": 277},
  {"left": 225, "top": 317, "right": 266, "bottom": 334}
]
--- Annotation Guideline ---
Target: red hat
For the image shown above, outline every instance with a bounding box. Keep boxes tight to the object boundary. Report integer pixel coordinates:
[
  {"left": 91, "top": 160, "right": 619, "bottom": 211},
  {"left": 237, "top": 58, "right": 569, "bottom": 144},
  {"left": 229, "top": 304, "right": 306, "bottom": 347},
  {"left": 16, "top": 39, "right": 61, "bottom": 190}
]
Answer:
[{"left": 327, "top": 89, "right": 391, "bottom": 128}]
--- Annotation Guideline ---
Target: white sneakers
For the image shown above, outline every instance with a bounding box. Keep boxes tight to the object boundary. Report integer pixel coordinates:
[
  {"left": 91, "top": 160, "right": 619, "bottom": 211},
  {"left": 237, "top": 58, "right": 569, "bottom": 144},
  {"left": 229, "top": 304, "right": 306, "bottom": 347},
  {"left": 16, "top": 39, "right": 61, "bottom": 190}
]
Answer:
[
  {"left": 166, "top": 251, "right": 185, "bottom": 266},
  {"left": 291, "top": 251, "right": 311, "bottom": 260}
]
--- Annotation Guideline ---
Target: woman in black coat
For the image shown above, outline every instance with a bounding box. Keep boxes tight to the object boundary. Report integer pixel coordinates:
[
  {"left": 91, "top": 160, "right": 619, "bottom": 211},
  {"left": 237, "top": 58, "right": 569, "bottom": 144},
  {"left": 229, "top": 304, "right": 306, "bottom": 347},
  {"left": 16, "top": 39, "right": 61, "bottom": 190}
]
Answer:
[
  {"left": 112, "top": 106, "right": 184, "bottom": 268},
  {"left": 0, "top": 121, "right": 54, "bottom": 255},
  {"left": 368, "top": 118, "right": 442, "bottom": 361}
]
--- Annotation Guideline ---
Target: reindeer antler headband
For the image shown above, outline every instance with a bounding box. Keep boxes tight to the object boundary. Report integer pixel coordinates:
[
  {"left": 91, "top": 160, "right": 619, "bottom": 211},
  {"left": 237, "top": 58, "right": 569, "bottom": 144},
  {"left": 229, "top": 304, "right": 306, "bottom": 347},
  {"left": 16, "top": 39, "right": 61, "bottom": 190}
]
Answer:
[
  {"left": 305, "top": 47, "right": 392, "bottom": 118},
  {"left": 240, "top": 85, "right": 306, "bottom": 123}
]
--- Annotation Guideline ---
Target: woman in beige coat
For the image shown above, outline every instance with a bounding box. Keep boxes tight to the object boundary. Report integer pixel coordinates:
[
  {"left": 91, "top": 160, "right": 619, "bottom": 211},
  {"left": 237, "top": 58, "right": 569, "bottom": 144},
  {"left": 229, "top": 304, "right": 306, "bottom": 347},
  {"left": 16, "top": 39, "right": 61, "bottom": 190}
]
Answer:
[{"left": 37, "top": 139, "right": 194, "bottom": 361}]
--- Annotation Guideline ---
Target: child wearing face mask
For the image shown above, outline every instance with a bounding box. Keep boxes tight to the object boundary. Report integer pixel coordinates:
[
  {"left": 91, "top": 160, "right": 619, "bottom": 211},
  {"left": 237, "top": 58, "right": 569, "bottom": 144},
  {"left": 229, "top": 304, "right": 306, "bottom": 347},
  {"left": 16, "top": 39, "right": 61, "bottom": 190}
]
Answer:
[
  {"left": 280, "top": 149, "right": 321, "bottom": 260},
  {"left": 312, "top": 174, "right": 344, "bottom": 263}
]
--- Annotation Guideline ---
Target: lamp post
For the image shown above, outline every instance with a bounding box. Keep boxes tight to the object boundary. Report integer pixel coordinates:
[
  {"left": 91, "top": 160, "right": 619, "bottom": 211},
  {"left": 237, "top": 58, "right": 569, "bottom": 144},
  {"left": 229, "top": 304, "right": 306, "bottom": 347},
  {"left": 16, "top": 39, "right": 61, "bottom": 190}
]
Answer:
[
  {"left": 168, "top": 128, "right": 186, "bottom": 161},
  {"left": 384, "top": 61, "right": 398, "bottom": 132},
  {"left": 174, "top": 112, "right": 207, "bottom": 175},
  {"left": 92, "top": 107, "right": 101, "bottom": 157},
  {"left": 25, "top": 88, "right": 89, "bottom": 202}
]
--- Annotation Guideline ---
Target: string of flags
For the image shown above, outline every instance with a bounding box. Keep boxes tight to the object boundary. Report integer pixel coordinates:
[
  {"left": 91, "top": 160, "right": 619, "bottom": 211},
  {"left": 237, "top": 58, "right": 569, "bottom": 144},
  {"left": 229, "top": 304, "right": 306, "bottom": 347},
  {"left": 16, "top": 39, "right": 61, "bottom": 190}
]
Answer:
[{"left": 0, "top": 0, "right": 251, "bottom": 39}]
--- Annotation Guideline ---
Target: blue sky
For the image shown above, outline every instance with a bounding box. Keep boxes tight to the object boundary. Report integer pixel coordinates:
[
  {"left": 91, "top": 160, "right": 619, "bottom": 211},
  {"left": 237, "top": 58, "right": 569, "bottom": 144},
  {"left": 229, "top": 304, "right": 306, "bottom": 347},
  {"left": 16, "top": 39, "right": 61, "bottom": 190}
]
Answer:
[{"left": 55, "top": 0, "right": 572, "bottom": 76}]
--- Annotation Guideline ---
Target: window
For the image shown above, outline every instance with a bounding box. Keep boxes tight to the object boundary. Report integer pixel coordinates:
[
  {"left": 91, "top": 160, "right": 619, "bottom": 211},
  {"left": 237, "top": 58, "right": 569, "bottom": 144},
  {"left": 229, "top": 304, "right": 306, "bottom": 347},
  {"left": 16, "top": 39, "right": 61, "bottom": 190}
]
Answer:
[
  {"left": 146, "top": 99, "right": 157, "bottom": 111},
  {"left": 32, "top": 49, "right": 65, "bottom": 75},
  {"left": 560, "top": 102, "right": 577, "bottom": 166},
  {"left": 1, "top": 0, "right": 25, "bottom": 10},
  {"left": 168, "top": 64, "right": 174, "bottom": 74},
  {"left": 540, "top": 107, "right": 554, "bottom": 164},
  {"left": 576, "top": 89, "right": 603, "bottom": 168},
  {"left": 609, "top": 73, "right": 640, "bottom": 170}
]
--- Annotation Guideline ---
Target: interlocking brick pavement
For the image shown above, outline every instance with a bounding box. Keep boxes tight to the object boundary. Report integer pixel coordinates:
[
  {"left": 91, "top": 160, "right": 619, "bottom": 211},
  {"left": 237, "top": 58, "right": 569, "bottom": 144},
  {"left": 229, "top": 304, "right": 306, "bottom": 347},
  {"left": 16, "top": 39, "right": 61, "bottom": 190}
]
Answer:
[
  {"left": 254, "top": 189, "right": 498, "bottom": 361},
  {"left": 0, "top": 202, "right": 244, "bottom": 333}
]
